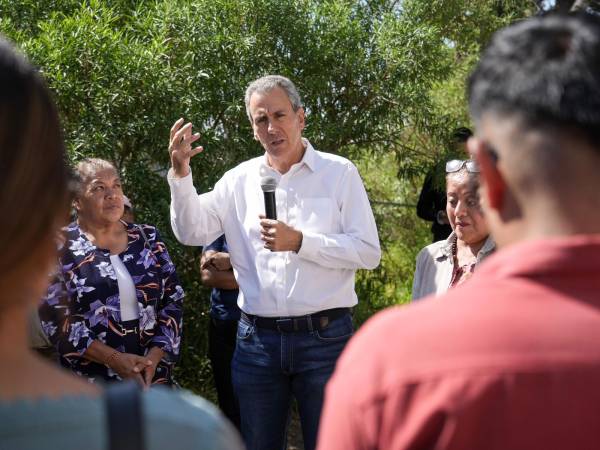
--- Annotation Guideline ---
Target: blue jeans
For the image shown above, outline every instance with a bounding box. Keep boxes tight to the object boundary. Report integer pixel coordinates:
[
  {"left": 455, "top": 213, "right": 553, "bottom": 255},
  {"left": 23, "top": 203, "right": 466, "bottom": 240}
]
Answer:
[{"left": 231, "top": 312, "right": 353, "bottom": 450}]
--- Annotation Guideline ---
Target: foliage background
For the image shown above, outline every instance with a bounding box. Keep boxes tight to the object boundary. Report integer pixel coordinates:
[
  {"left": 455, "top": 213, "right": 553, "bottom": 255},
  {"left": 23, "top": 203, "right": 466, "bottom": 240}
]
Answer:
[{"left": 1, "top": 0, "right": 549, "bottom": 396}]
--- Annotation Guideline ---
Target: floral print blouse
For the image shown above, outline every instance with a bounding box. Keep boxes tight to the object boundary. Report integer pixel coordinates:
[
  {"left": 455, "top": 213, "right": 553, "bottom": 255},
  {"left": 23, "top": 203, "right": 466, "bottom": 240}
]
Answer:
[{"left": 39, "top": 221, "right": 184, "bottom": 384}]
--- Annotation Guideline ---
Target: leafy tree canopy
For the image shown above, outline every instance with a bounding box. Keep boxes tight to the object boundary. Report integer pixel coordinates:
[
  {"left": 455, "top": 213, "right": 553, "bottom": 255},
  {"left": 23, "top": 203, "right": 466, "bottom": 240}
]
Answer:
[{"left": 1, "top": 0, "right": 536, "bottom": 393}]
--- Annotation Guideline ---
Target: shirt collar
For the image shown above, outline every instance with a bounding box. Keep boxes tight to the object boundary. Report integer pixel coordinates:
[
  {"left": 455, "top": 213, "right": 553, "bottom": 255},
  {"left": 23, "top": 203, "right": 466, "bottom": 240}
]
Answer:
[
  {"left": 480, "top": 235, "right": 497, "bottom": 256},
  {"left": 435, "top": 232, "right": 496, "bottom": 261},
  {"left": 300, "top": 138, "right": 317, "bottom": 172},
  {"left": 259, "top": 138, "right": 317, "bottom": 175},
  {"left": 435, "top": 232, "right": 456, "bottom": 260}
]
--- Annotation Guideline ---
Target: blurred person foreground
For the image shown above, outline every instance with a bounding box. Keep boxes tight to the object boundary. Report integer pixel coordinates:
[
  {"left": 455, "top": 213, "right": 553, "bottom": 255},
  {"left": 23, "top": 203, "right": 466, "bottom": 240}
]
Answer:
[
  {"left": 318, "top": 12, "right": 600, "bottom": 450},
  {"left": 0, "top": 35, "right": 242, "bottom": 450}
]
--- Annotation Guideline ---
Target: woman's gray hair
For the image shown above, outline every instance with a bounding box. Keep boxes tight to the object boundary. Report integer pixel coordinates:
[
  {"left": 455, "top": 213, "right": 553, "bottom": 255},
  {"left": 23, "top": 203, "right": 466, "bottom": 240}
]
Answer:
[
  {"left": 244, "top": 75, "right": 303, "bottom": 122},
  {"left": 73, "top": 158, "right": 118, "bottom": 195},
  {"left": 446, "top": 167, "right": 480, "bottom": 191}
]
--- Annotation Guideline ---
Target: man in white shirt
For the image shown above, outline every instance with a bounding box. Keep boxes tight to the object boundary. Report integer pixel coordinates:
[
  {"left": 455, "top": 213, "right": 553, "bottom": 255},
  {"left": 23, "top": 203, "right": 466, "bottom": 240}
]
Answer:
[{"left": 167, "top": 75, "right": 380, "bottom": 450}]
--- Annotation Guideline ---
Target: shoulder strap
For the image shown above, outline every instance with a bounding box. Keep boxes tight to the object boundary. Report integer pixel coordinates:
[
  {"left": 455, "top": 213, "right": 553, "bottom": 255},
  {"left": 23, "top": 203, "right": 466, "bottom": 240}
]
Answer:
[
  {"left": 136, "top": 224, "right": 152, "bottom": 250},
  {"left": 105, "top": 381, "right": 145, "bottom": 450}
]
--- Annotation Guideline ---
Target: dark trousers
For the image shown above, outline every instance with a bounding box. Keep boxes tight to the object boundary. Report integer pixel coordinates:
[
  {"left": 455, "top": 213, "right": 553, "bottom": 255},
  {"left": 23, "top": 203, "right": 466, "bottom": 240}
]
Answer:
[{"left": 208, "top": 317, "right": 241, "bottom": 430}]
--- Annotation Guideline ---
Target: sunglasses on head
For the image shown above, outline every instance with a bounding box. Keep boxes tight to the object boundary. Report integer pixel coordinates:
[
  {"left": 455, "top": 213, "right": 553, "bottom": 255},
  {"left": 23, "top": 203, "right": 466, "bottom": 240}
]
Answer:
[{"left": 445, "top": 159, "right": 479, "bottom": 173}]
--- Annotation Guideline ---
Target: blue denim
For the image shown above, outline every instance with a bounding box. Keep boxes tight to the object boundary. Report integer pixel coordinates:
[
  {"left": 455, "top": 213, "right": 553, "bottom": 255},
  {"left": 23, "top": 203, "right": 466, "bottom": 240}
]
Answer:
[{"left": 231, "top": 312, "right": 353, "bottom": 450}]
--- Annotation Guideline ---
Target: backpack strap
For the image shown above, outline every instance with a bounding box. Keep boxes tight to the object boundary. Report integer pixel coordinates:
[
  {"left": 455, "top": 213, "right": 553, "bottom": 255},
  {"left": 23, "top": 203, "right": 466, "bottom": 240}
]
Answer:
[{"left": 105, "top": 381, "right": 145, "bottom": 450}]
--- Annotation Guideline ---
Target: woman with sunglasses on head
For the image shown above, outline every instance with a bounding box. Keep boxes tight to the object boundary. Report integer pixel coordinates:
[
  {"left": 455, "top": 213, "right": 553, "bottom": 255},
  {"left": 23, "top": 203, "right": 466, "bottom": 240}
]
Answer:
[
  {"left": 412, "top": 159, "right": 495, "bottom": 301},
  {"left": 0, "top": 36, "right": 242, "bottom": 449}
]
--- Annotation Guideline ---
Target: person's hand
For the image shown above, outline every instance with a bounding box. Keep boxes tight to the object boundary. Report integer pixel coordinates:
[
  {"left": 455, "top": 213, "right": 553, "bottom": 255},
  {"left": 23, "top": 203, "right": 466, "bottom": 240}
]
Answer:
[
  {"left": 168, "top": 118, "right": 203, "bottom": 178},
  {"left": 204, "top": 252, "right": 232, "bottom": 271},
  {"left": 142, "top": 347, "right": 165, "bottom": 388},
  {"left": 259, "top": 215, "right": 303, "bottom": 252},
  {"left": 107, "top": 352, "right": 152, "bottom": 386}
]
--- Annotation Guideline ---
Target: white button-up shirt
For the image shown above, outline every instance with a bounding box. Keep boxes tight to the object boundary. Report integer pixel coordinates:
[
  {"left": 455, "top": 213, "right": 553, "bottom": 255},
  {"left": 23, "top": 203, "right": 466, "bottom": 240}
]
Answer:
[{"left": 168, "top": 140, "right": 381, "bottom": 317}]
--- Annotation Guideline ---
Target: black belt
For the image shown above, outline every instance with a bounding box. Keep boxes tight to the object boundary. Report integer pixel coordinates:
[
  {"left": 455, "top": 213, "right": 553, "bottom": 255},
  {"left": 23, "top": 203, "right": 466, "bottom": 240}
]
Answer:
[{"left": 241, "top": 308, "right": 350, "bottom": 333}]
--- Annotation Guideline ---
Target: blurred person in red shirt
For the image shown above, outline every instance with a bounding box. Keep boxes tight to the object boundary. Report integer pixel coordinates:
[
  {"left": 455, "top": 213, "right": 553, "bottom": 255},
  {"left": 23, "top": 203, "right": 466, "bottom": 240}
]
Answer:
[{"left": 318, "top": 12, "right": 600, "bottom": 450}]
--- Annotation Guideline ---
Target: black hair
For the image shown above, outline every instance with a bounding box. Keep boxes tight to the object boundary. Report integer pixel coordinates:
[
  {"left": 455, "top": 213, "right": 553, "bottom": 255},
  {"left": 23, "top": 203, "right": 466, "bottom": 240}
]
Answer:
[
  {"left": 468, "top": 13, "right": 600, "bottom": 146},
  {"left": 452, "top": 127, "right": 473, "bottom": 143}
]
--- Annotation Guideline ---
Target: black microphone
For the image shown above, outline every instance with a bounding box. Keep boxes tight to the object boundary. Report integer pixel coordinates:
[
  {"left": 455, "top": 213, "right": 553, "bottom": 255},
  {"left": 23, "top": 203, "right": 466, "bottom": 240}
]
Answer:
[{"left": 260, "top": 176, "right": 278, "bottom": 220}]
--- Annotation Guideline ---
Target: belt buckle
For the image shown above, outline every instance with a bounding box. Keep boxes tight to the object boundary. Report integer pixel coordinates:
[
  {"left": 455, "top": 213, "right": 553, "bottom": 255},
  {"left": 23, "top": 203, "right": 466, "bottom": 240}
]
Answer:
[
  {"left": 121, "top": 325, "right": 138, "bottom": 335},
  {"left": 276, "top": 318, "right": 293, "bottom": 332}
]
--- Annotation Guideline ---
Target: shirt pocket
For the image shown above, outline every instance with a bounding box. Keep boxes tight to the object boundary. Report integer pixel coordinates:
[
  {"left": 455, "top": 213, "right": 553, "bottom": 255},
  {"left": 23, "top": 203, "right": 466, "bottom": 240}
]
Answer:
[{"left": 297, "top": 197, "right": 335, "bottom": 233}]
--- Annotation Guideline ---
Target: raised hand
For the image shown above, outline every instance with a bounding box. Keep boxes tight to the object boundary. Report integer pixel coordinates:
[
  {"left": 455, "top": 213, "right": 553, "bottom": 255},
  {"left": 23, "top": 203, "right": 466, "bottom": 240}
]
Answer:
[{"left": 168, "top": 118, "right": 203, "bottom": 178}]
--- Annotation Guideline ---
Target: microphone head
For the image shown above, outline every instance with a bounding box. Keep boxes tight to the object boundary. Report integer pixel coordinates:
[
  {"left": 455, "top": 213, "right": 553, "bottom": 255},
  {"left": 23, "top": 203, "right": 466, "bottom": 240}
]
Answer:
[{"left": 260, "top": 176, "right": 278, "bottom": 192}]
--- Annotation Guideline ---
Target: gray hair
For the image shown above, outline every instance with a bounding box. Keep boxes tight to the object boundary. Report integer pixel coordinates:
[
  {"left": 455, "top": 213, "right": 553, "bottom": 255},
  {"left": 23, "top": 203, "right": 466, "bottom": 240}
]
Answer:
[
  {"left": 446, "top": 167, "right": 480, "bottom": 193},
  {"left": 244, "top": 75, "right": 303, "bottom": 122},
  {"left": 73, "top": 158, "right": 118, "bottom": 195}
]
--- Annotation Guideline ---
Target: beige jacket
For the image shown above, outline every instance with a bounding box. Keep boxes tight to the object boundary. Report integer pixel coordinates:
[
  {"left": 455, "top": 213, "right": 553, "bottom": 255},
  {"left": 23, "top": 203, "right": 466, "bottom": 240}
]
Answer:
[{"left": 411, "top": 232, "right": 496, "bottom": 301}]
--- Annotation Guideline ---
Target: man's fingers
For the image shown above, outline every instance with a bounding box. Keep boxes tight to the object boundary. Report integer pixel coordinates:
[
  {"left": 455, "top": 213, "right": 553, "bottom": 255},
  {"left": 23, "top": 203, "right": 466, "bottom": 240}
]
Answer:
[
  {"left": 259, "top": 218, "right": 278, "bottom": 227},
  {"left": 171, "top": 122, "right": 192, "bottom": 145},
  {"left": 169, "top": 118, "right": 185, "bottom": 141},
  {"left": 260, "top": 224, "right": 278, "bottom": 236},
  {"left": 180, "top": 131, "right": 200, "bottom": 148},
  {"left": 260, "top": 228, "right": 276, "bottom": 237},
  {"left": 187, "top": 132, "right": 201, "bottom": 145},
  {"left": 189, "top": 146, "right": 204, "bottom": 158},
  {"left": 171, "top": 122, "right": 193, "bottom": 147}
]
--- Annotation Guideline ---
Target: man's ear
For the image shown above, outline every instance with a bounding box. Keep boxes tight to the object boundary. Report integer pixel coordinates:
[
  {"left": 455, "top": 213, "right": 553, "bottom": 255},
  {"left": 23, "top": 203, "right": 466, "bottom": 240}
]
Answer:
[
  {"left": 297, "top": 107, "right": 305, "bottom": 131},
  {"left": 249, "top": 117, "right": 259, "bottom": 141},
  {"left": 469, "top": 137, "right": 505, "bottom": 211}
]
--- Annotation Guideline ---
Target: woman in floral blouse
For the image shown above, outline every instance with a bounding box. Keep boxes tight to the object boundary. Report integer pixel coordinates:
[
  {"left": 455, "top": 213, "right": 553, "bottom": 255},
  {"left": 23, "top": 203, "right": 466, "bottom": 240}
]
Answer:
[{"left": 40, "top": 158, "right": 184, "bottom": 386}]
